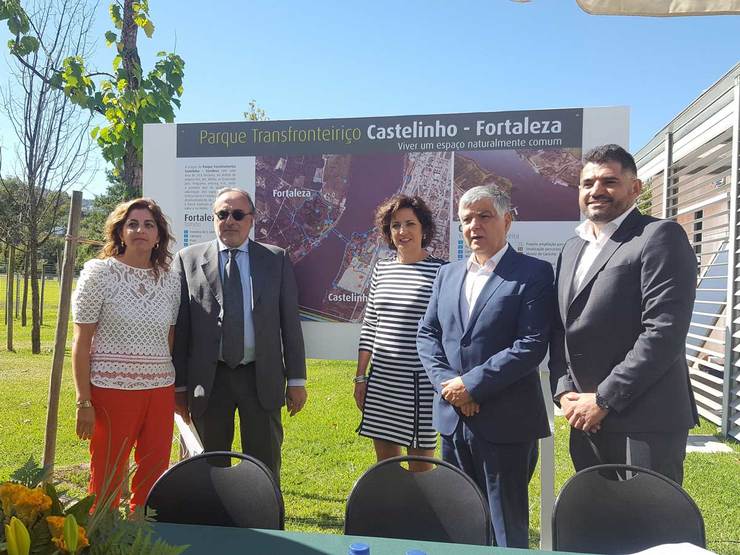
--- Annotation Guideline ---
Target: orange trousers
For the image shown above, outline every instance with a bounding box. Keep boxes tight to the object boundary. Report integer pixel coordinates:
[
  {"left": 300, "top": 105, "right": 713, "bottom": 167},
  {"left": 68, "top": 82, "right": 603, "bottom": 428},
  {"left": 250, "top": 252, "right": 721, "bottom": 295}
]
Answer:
[{"left": 89, "top": 384, "right": 174, "bottom": 512}]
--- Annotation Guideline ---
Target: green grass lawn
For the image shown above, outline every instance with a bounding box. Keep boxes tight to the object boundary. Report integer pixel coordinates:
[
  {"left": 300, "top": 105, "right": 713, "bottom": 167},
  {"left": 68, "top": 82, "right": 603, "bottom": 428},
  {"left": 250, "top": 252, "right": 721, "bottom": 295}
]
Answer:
[{"left": 1, "top": 276, "right": 739, "bottom": 552}]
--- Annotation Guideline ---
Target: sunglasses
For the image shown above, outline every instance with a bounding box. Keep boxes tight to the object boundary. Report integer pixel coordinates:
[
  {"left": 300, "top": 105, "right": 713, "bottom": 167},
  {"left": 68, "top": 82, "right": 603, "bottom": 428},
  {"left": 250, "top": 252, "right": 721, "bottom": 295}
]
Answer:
[{"left": 214, "top": 209, "right": 253, "bottom": 221}]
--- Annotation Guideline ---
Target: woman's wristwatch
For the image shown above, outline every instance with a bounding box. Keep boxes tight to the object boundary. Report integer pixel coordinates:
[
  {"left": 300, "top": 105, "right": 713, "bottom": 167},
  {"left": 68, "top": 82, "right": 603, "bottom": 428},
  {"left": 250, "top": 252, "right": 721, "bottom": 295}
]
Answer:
[
  {"left": 76, "top": 399, "right": 93, "bottom": 409},
  {"left": 352, "top": 375, "right": 368, "bottom": 384}
]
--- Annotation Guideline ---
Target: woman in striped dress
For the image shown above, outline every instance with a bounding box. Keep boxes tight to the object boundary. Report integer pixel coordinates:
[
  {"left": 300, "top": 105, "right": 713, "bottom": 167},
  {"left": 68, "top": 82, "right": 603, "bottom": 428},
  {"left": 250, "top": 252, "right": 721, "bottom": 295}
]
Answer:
[{"left": 354, "top": 195, "right": 445, "bottom": 472}]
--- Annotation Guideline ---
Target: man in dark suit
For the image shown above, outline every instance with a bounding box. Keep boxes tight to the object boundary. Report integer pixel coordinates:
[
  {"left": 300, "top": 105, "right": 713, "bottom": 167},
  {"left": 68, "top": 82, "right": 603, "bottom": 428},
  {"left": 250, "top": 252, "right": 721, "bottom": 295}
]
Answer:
[
  {"left": 549, "top": 144, "right": 698, "bottom": 485},
  {"left": 173, "top": 188, "right": 307, "bottom": 482},
  {"left": 417, "top": 185, "right": 554, "bottom": 548}
]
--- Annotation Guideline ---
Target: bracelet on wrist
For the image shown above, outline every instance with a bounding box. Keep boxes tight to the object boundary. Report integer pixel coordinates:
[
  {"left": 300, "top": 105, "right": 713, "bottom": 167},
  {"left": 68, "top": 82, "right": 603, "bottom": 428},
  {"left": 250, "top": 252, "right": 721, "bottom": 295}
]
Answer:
[
  {"left": 352, "top": 375, "right": 368, "bottom": 384},
  {"left": 76, "top": 399, "right": 93, "bottom": 409}
]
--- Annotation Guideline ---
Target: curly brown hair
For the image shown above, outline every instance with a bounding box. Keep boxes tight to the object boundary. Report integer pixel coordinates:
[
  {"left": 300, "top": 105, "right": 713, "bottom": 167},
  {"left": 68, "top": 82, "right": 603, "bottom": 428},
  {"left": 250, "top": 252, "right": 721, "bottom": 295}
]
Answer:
[
  {"left": 374, "top": 194, "right": 436, "bottom": 250},
  {"left": 99, "top": 197, "right": 174, "bottom": 276}
]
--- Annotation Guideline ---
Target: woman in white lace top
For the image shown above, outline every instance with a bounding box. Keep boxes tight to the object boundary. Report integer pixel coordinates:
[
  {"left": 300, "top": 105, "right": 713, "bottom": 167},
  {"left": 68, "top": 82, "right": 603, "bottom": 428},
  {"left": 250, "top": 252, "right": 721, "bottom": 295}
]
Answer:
[{"left": 71, "top": 198, "right": 179, "bottom": 512}]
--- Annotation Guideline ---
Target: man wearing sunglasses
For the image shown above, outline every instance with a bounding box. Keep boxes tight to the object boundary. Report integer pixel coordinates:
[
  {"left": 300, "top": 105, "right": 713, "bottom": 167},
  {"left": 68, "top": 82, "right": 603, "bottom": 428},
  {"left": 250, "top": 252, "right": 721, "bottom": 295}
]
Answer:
[{"left": 173, "top": 187, "right": 307, "bottom": 483}]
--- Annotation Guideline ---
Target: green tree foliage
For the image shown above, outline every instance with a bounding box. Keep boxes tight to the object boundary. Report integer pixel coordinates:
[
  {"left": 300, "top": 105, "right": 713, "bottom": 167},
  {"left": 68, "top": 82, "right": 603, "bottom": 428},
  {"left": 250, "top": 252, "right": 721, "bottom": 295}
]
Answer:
[
  {"left": 76, "top": 179, "right": 132, "bottom": 269},
  {"left": 0, "top": 0, "right": 185, "bottom": 196},
  {"left": 0, "top": 0, "right": 94, "bottom": 352},
  {"left": 0, "top": 178, "right": 70, "bottom": 263},
  {"left": 244, "top": 99, "right": 269, "bottom": 121},
  {"left": 638, "top": 175, "right": 656, "bottom": 216},
  {"left": 0, "top": 177, "right": 70, "bottom": 350},
  {"left": 0, "top": 177, "right": 25, "bottom": 248}
]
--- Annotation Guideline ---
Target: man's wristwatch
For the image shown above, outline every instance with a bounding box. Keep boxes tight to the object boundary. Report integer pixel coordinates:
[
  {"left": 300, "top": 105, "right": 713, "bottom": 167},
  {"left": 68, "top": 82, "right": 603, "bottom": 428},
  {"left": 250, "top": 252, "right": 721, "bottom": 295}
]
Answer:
[
  {"left": 595, "top": 392, "right": 610, "bottom": 411},
  {"left": 76, "top": 399, "right": 93, "bottom": 409},
  {"left": 352, "top": 375, "right": 368, "bottom": 384}
]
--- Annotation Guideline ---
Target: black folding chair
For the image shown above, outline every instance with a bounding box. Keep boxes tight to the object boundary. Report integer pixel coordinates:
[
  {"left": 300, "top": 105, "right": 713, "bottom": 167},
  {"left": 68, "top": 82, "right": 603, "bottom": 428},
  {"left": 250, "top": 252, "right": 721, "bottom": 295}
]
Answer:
[
  {"left": 145, "top": 451, "right": 284, "bottom": 529},
  {"left": 344, "top": 455, "right": 491, "bottom": 545},
  {"left": 553, "top": 464, "right": 705, "bottom": 554}
]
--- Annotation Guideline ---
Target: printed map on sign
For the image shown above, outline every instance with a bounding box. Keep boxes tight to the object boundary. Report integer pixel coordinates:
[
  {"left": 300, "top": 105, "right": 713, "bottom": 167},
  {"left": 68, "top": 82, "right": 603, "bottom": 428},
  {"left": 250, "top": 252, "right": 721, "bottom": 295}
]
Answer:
[
  {"left": 453, "top": 149, "right": 582, "bottom": 221},
  {"left": 254, "top": 152, "right": 452, "bottom": 323}
]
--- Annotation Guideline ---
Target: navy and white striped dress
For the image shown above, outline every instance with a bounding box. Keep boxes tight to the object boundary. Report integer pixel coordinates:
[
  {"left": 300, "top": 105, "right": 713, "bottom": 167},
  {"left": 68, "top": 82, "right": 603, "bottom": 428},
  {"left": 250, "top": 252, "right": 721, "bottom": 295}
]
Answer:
[{"left": 358, "top": 255, "right": 445, "bottom": 449}]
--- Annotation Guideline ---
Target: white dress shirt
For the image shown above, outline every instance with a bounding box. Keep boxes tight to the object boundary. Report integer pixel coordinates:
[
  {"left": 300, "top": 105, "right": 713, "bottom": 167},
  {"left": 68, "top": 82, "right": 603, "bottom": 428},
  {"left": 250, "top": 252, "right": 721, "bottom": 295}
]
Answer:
[
  {"left": 462, "top": 243, "right": 509, "bottom": 326},
  {"left": 572, "top": 206, "right": 636, "bottom": 294},
  {"left": 216, "top": 238, "right": 305, "bottom": 387},
  {"left": 217, "top": 238, "right": 257, "bottom": 365}
]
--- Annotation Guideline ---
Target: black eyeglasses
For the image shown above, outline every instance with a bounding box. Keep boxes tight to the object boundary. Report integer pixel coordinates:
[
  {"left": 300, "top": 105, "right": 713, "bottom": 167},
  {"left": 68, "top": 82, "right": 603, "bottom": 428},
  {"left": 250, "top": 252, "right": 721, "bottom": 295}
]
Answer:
[{"left": 214, "top": 209, "right": 253, "bottom": 221}]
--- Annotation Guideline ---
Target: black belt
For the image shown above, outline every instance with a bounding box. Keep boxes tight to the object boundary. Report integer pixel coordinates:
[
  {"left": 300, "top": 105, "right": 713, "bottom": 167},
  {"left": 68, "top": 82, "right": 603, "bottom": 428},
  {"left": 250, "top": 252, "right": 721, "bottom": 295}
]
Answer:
[{"left": 218, "top": 360, "right": 255, "bottom": 369}]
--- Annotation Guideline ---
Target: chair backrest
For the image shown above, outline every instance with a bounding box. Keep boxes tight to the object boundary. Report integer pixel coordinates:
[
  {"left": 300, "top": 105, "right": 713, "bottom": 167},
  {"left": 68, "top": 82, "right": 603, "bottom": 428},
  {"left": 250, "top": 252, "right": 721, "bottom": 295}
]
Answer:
[
  {"left": 145, "top": 451, "right": 284, "bottom": 529},
  {"left": 553, "top": 464, "right": 705, "bottom": 554},
  {"left": 344, "top": 456, "right": 491, "bottom": 545}
]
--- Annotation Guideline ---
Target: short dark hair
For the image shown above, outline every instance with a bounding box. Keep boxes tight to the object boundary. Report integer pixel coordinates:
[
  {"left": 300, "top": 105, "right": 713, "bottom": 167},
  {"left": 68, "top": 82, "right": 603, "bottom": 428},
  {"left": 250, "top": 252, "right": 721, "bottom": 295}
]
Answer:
[
  {"left": 374, "top": 195, "right": 435, "bottom": 250},
  {"left": 583, "top": 144, "right": 637, "bottom": 175}
]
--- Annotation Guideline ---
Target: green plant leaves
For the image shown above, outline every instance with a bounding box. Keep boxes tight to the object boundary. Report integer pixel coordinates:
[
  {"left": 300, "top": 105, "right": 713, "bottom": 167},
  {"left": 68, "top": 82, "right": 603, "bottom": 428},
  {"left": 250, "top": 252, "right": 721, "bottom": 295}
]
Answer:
[
  {"left": 6, "top": 12, "right": 29, "bottom": 35},
  {"left": 109, "top": 3, "right": 122, "bottom": 29},
  {"left": 2, "top": 0, "right": 185, "bottom": 194},
  {"left": 63, "top": 514, "right": 79, "bottom": 554},
  {"left": 43, "top": 483, "right": 64, "bottom": 516},
  {"left": 65, "top": 495, "right": 95, "bottom": 527}
]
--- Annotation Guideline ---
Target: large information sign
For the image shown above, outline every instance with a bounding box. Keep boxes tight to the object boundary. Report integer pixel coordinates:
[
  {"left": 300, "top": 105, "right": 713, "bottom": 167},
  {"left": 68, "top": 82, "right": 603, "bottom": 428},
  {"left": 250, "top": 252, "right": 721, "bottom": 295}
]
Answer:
[{"left": 144, "top": 107, "right": 628, "bottom": 358}]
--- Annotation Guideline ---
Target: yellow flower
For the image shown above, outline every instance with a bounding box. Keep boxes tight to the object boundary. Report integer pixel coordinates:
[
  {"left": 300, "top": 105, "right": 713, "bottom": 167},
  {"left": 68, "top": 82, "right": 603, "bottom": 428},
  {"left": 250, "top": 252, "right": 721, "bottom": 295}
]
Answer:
[
  {"left": 0, "top": 483, "right": 25, "bottom": 515},
  {"left": 0, "top": 482, "right": 51, "bottom": 527},
  {"left": 0, "top": 483, "right": 52, "bottom": 527},
  {"left": 46, "top": 515, "right": 90, "bottom": 553}
]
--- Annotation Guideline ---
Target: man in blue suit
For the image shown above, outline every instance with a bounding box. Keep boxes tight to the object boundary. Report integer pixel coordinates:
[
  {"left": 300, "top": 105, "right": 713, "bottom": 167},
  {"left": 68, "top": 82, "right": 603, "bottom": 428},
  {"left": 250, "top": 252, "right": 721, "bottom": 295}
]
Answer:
[{"left": 417, "top": 185, "right": 554, "bottom": 548}]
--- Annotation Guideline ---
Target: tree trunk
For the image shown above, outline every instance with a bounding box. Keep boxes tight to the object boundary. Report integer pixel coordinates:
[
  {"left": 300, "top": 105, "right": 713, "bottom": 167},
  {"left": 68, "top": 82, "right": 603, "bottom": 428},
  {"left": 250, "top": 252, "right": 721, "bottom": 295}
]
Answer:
[
  {"left": 15, "top": 274, "right": 20, "bottom": 317},
  {"left": 21, "top": 252, "right": 29, "bottom": 327},
  {"left": 122, "top": 142, "right": 142, "bottom": 197},
  {"left": 6, "top": 244, "right": 15, "bottom": 351},
  {"left": 2, "top": 243, "right": 6, "bottom": 315},
  {"left": 121, "top": 0, "right": 143, "bottom": 197},
  {"left": 29, "top": 232, "right": 41, "bottom": 353},
  {"left": 40, "top": 265, "right": 46, "bottom": 326},
  {"left": 43, "top": 191, "right": 82, "bottom": 475}
]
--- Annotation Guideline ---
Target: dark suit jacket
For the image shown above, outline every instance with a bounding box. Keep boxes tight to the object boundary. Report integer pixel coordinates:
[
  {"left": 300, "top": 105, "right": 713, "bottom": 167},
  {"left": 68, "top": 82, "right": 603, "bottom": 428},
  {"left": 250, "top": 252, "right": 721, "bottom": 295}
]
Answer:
[
  {"left": 173, "top": 239, "right": 306, "bottom": 417},
  {"left": 417, "top": 246, "right": 553, "bottom": 444},
  {"left": 549, "top": 209, "right": 699, "bottom": 432}
]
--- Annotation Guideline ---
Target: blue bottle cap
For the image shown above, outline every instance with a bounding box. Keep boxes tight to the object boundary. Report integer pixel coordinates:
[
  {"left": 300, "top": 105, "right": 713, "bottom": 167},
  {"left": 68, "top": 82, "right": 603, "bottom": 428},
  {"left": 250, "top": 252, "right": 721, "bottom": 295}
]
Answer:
[
  {"left": 405, "top": 550, "right": 427, "bottom": 555},
  {"left": 348, "top": 542, "right": 370, "bottom": 555}
]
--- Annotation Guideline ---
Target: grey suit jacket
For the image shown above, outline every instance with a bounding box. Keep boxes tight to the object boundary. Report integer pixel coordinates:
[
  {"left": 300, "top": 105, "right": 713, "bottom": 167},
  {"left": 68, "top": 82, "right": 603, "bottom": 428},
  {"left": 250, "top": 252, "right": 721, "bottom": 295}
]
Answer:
[
  {"left": 173, "top": 239, "right": 306, "bottom": 417},
  {"left": 549, "top": 209, "right": 699, "bottom": 432}
]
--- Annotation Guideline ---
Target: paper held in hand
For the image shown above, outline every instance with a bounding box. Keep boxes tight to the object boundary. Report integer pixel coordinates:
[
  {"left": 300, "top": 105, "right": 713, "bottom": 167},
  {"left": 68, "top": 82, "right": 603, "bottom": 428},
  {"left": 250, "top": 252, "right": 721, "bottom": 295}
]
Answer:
[{"left": 175, "top": 413, "right": 204, "bottom": 456}]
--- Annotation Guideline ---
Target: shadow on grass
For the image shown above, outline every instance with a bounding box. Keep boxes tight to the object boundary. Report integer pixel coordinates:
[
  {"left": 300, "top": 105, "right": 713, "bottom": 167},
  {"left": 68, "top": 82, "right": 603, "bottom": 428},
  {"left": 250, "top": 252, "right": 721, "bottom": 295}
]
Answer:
[
  {"left": 286, "top": 514, "right": 344, "bottom": 531},
  {"left": 282, "top": 490, "right": 346, "bottom": 504}
]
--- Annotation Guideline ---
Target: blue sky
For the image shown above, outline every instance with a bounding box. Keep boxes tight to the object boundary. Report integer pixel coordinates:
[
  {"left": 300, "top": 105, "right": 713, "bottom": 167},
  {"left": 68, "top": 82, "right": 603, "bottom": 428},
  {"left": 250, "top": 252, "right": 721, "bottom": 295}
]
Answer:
[{"left": 1, "top": 0, "right": 739, "bottom": 197}]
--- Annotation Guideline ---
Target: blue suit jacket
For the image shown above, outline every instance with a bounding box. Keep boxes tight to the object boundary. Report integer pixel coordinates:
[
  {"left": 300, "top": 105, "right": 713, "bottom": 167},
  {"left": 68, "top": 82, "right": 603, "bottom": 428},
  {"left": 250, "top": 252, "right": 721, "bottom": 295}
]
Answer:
[{"left": 417, "top": 246, "right": 554, "bottom": 443}]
